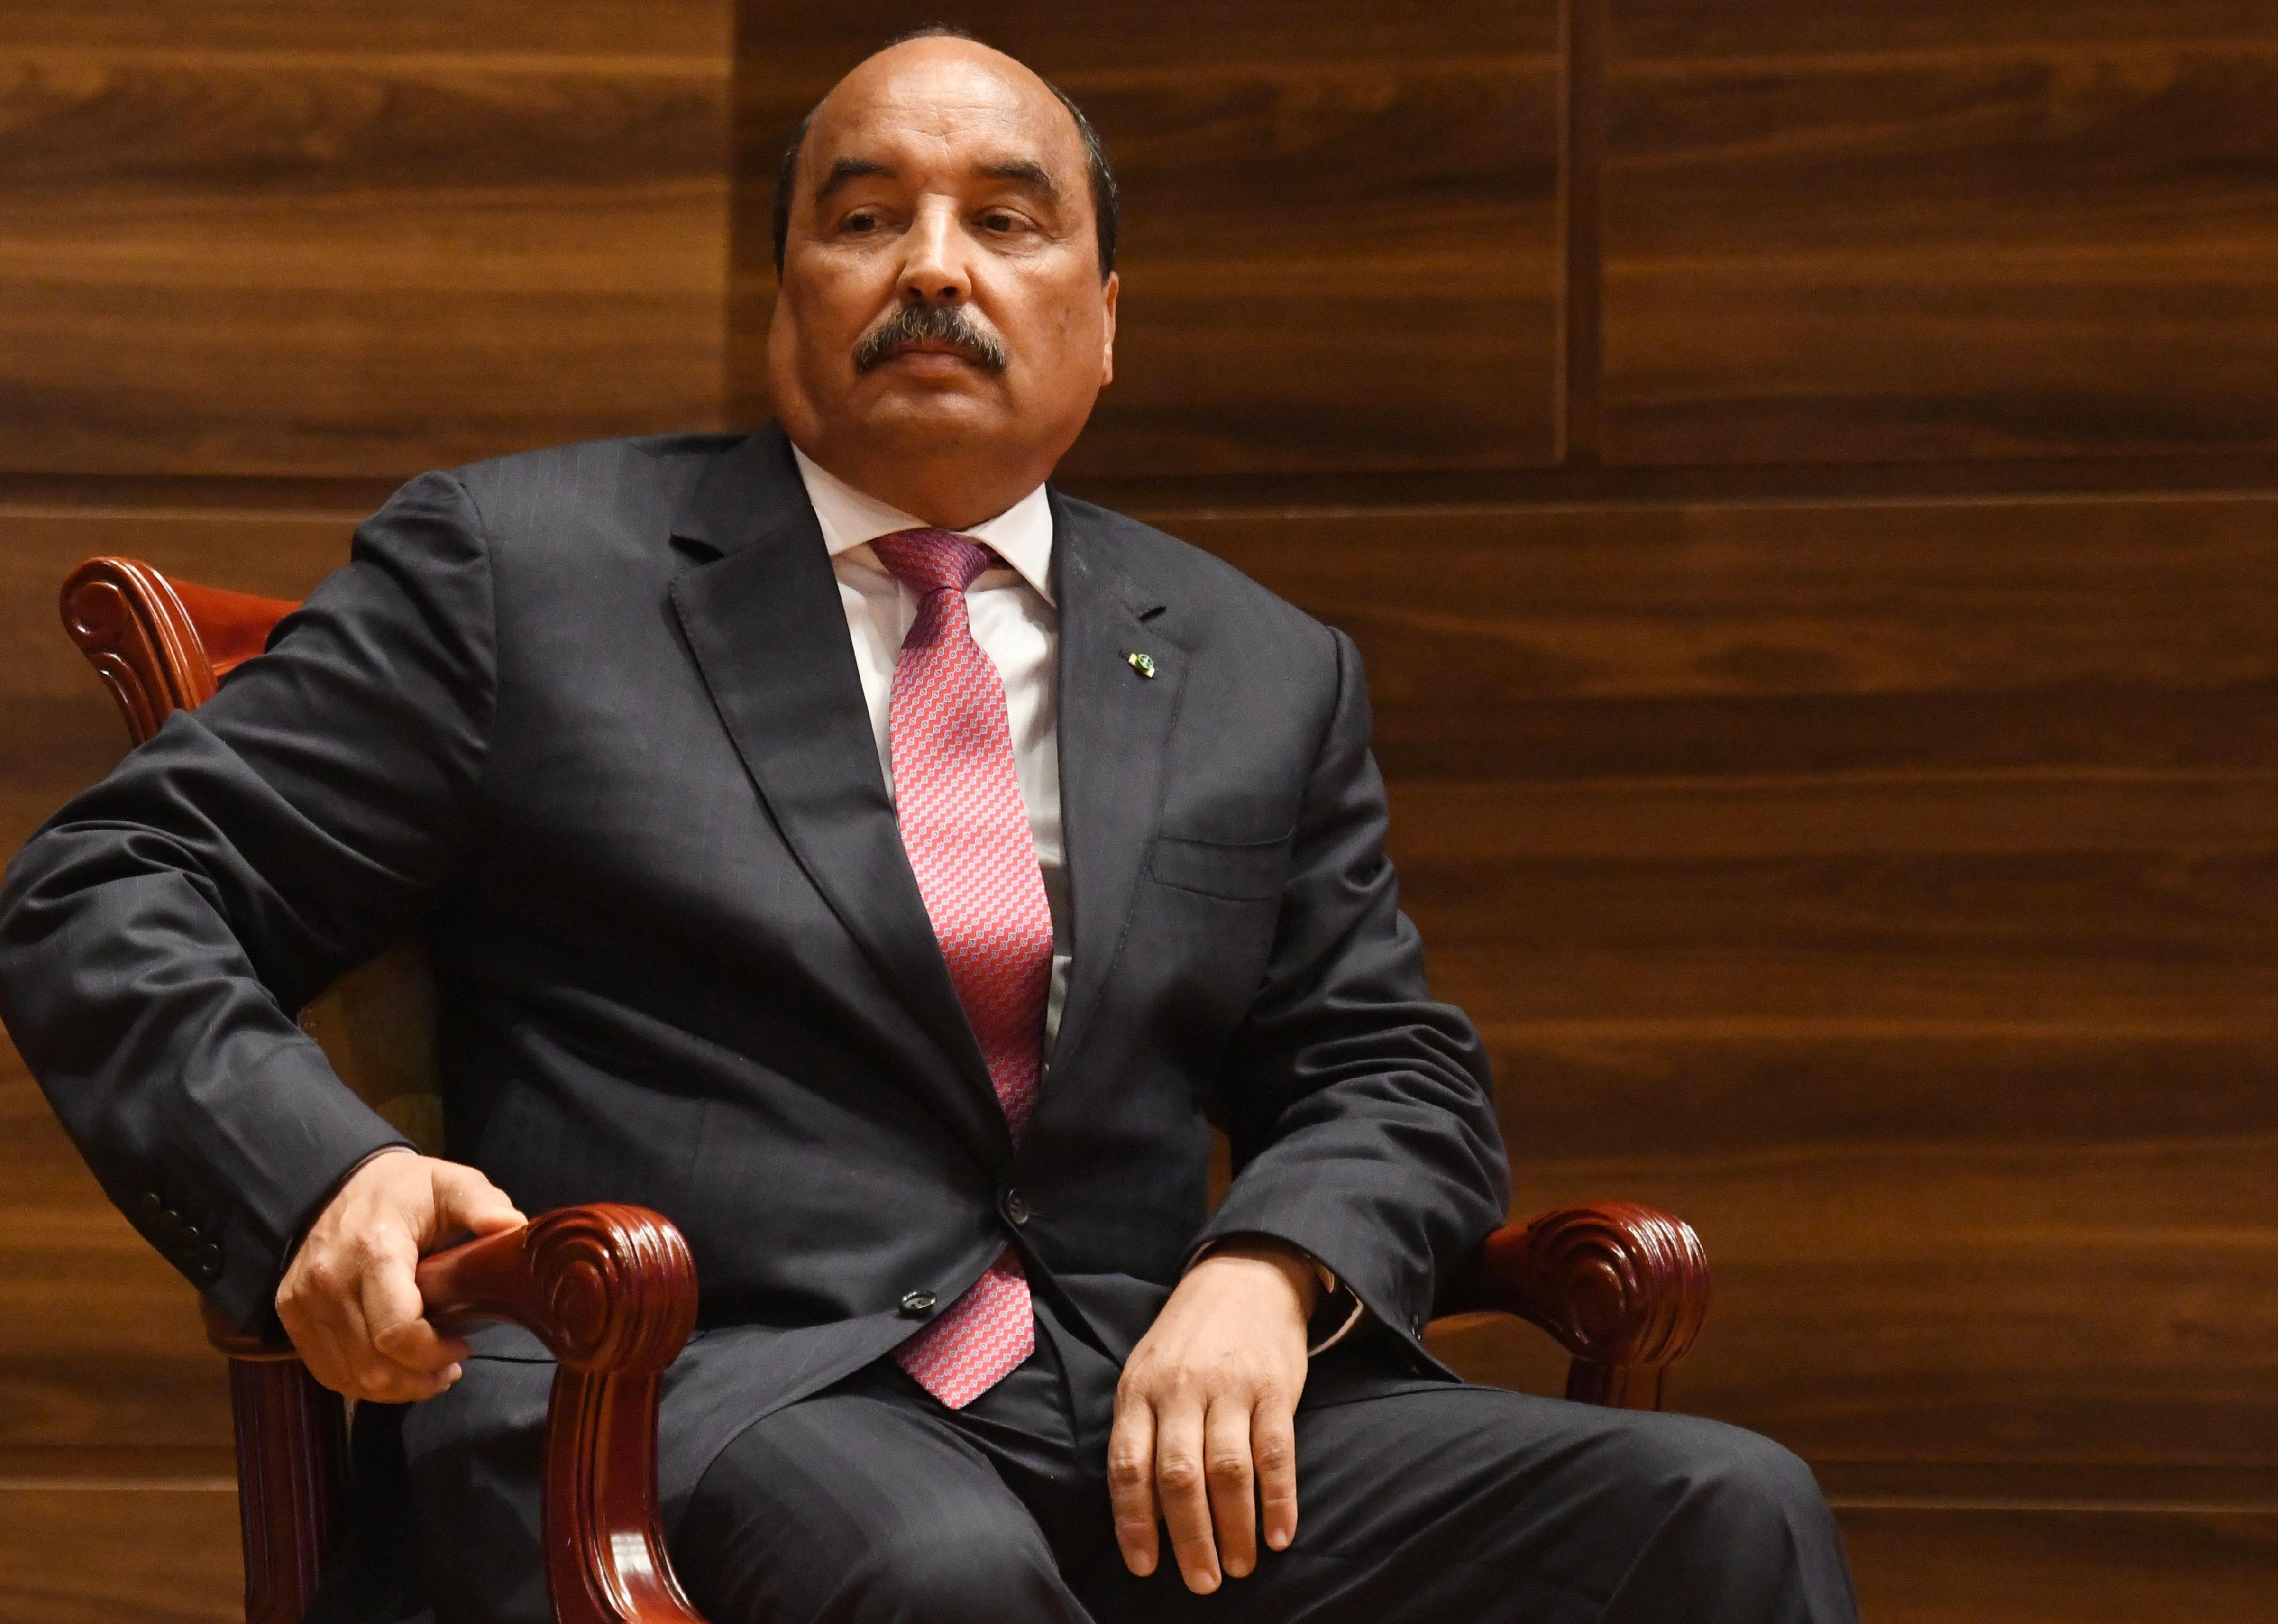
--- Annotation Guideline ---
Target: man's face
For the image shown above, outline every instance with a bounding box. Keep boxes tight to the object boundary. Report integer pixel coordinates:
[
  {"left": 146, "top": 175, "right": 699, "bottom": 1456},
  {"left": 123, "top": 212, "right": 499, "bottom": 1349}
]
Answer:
[{"left": 767, "top": 42, "right": 1118, "bottom": 478}]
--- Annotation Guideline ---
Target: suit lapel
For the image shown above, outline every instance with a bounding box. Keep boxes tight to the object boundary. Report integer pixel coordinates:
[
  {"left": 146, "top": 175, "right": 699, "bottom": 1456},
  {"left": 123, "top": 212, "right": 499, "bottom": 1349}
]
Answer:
[
  {"left": 1048, "top": 492, "right": 1185, "bottom": 1080},
  {"left": 666, "top": 429, "right": 1007, "bottom": 1164}
]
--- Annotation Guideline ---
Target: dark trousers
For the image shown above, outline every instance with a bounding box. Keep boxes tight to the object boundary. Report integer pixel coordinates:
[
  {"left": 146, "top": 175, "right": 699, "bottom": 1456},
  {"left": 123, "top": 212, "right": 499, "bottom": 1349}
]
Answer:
[{"left": 671, "top": 1300, "right": 1859, "bottom": 1624}]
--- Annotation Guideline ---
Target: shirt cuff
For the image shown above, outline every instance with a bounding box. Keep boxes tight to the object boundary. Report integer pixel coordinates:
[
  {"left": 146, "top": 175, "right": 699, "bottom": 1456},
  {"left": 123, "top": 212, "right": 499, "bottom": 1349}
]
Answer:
[{"left": 1307, "top": 1291, "right": 1367, "bottom": 1357}]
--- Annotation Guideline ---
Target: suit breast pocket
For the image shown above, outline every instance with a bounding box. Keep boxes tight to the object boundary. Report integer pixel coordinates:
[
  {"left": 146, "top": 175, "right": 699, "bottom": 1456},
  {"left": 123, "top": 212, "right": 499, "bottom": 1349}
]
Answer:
[{"left": 1147, "top": 833, "right": 1291, "bottom": 902}]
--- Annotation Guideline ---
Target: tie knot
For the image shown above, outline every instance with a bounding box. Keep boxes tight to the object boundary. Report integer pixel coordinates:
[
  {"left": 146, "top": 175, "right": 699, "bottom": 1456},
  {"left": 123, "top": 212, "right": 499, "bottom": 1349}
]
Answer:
[{"left": 872, "top": 528, "right": 994, "bottom": 596}]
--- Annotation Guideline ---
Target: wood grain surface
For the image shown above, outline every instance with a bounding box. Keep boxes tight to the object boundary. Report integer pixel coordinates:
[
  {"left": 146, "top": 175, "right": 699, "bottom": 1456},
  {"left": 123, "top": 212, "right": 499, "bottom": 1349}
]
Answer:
[
  {"left": 1839, "top": 1505, "right": 2278, "bottom": 1624},
  {"left": 0, "top": 503, "right": 359, "bottom": 1460},
  {"left": 0, "top": 1486, "right": 240, "bottom": 1624},
  {"left": 1178, "top": 494, "right": 2278, "bottom": 1480},
  {"left": 1603, "top": 1, "right": 2278, "bottom": 466},
  {"left": 728, "top": 1, "right": 1563, "bottom": 476},
  {"left": 1172, "top": 495, "right": 2278, "bottom": 780},
  {"left": 1, "top": 1064, "right": 232, "bottom": 1456},
  {"left": 0, "top": 2, "right": 732, "bottom": 479}
]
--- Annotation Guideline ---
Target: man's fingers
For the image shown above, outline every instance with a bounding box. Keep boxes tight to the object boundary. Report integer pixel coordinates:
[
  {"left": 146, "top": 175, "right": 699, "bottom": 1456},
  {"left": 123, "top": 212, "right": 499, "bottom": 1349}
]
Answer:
[
  {"left": 280, "top": 1248, "right": 373, "bottom": 1398},
  {"left": 371, "top": 1315, "right": 472, "bottom": 1373},
  {"left": 1253, "top": 1402, "right": 1300, "bottom": 1553},
  {"left": 429, "top": 1163, "right": 525, "bottom": 1241},
  {"left": 1153, "top": 1395, "right": 1220, "bottom": 1594},
  {"left": 270, "top": 1153, "right": 511, "bottom": 1405},
  {"left": 333, "top": 1358, "right": 457, "bottom": 1405},
  {"left": 284, "top": 1312, "right": 358, "bottom": 1399},
  {"left": 1107, "top": 1396, "right": 1161, "bottom": 1577},
  {"left": 295, "top": 1280, "right": 410, "bottom": 1401},
  {"left": 1205, "top": 1396, "right": 1259, "bottom": 1578},
  {"left": 357, "top": 1235, "right": 462, "bottom": 1389}
]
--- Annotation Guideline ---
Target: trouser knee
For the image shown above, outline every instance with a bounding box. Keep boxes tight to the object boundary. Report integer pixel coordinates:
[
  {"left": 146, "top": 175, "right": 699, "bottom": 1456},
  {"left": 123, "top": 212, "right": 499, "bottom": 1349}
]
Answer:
[
  {"left": 1668, "top": 1422, "right": 1830, "bottom": 1543},
  {"left": 831, "top": 1520, "right": 1081, "bottom": 1624},
  {"left": 1705, "top": 1427, "right": 1821, "bottom": 1508}
]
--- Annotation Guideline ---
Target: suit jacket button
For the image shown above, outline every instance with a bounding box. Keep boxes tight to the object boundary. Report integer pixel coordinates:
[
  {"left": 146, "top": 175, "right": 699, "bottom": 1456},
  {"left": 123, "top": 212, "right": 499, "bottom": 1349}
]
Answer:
[
  {"left": 1003, "top": 1190, "right": 1032, "bottom": 1226},
  {"left": 1409, "top": 1313, "right": 1424, "bottom": 1335},
  {"left": 899, "top": 1291, "right": 937, "bottom": 1317}
]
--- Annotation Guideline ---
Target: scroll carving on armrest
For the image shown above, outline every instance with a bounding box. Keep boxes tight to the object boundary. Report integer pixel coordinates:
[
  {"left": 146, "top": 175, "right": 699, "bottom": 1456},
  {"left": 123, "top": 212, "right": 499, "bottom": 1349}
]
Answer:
[
  {"left": 418, "top": 1203, "right": 707, "bottom": 1624},
  {"left": 61, "top": 555, "right": 301, "bottom": 744},
  {"left": 62, "top": 556, "right": 218, "bottom": 743},
  {"left": 1447, "top": 1202, "right": 1710, "bottom": 1410},
  {"left": 418, "top": 1202, "right": 697, "bottom": 1373}
]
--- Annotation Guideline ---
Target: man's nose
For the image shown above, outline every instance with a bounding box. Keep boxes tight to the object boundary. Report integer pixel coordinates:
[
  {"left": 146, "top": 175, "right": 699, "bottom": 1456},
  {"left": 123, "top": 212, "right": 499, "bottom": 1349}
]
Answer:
[{"left": 898, "top": 201, "right": 969, "bottom": 304}]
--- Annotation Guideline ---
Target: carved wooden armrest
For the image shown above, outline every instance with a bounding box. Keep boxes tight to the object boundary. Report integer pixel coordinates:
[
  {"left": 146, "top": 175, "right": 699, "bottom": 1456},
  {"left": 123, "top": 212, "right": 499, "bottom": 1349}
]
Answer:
[
  {"left": 417, "top": 1203, "right": 704, "bottom": 1624},
  {"left": 1443, "top": 1202, "right": 1710, "bottom": 1410},
  {"left": 203, "top": 1203, "right": 704, "bottom": 1624}
]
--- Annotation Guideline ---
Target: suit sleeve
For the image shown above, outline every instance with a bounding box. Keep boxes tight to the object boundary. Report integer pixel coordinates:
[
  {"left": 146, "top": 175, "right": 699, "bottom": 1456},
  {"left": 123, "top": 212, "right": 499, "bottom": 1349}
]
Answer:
[
  {"left": 1191, "top": 625, "right": 1509, "bottom": 1353},
  {"left": 0, "top": 471, "right": 496, "bottom": 1330}
]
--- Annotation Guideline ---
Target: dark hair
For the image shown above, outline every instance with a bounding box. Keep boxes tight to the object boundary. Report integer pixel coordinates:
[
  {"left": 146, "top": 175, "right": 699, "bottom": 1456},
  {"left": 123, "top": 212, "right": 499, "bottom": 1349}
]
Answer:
[{"left": 770, "top": 25, "right": 1119, "bottom": 281}]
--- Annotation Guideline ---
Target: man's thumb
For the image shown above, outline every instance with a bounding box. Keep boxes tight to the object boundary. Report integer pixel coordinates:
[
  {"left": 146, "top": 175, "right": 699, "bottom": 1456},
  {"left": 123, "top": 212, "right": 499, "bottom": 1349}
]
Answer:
[{"left": 430, "top": 1162, "right": 526, "bottom": 1238}]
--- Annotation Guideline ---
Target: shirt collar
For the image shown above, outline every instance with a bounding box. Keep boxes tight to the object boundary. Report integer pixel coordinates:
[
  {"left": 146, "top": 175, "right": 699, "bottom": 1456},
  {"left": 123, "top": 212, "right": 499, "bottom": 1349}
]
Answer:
[{"left": 791, "top": 443, "right": 1055, "bottom": 606}]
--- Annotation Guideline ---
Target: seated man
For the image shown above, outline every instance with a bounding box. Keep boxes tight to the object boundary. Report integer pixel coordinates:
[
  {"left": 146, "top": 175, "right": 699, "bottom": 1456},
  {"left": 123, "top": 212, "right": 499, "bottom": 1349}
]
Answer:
[{"left": 0, "top": 27, "right": 1859, "bottom": 1624}]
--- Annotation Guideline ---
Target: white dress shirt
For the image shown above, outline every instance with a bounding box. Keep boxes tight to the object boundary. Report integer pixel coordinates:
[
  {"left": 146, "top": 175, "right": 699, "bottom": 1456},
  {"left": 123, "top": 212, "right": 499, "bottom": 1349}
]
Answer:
[{"left": 790, "top": 446, "right": 1071, "bottom": 1056}]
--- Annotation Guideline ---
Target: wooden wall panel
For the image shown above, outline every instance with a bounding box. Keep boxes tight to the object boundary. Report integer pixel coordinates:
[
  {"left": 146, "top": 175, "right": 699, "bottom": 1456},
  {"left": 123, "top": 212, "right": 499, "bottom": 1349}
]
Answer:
[
  {"left": 729, "top": 1, "right": 1563, "bottom": 479},
  {"left": 0, "top": 1486, "right": 239, "bottom": 1624},
  {"left": 1170, "top": 495, "right": 2278, "bottom": 780},
  {"left": 1838, "top": 1506, "right": 2278, "bottom": 1624},
  {"left": 0, "top": 3, "right": 732, "bottom": 479},
  {"left": 0, "top": 2, "right": 728, "bottom": 55},
  {"left": 1602, "top": 1, "right": 2278, "bottom": 465},
  {"left": 0, "top": 1164, "right": 232, "bottom": 1456},
  {"left": 0, "top": 505, "right": 373, "bottom": 842},
  {"left": 0, "top": 506, "right": 370, "bottom": 1459},
  {"left": 1170, "top": 495, "right": 2278, "bottom": 1488}
]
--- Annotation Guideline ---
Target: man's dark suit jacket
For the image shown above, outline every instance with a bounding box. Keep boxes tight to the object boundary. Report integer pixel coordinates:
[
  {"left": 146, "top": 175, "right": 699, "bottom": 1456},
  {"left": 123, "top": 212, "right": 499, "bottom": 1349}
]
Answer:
[{"left": 0, "top": 425, "right": 1508, "bottom": 1613}]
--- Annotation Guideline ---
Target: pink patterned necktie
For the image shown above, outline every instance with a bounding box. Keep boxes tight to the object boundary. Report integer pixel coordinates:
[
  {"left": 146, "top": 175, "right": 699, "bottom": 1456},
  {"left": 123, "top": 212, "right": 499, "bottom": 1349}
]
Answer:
[{"left": 871, "top": 528, "right": 1051, "bottom": 1409}]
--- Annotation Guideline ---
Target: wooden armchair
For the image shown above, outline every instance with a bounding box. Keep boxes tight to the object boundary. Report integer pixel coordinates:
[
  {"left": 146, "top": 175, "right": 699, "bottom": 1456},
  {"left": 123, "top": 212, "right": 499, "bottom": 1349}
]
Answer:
[{"left": 57, "top": 554, "right": 1713, "bottom": 1624}]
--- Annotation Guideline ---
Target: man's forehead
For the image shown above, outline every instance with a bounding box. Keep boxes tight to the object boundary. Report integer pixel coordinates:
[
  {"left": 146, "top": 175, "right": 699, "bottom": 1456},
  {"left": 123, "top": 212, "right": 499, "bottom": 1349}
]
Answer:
[{"left": 806, "top": 45, "right": 1081, "bottom": 177}]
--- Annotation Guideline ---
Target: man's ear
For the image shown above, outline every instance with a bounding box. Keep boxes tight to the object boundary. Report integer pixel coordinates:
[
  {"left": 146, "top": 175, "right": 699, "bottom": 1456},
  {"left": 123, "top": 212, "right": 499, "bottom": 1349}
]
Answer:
[{"left": 1100, "top": 271, "right": 1119, "bottom": 387}]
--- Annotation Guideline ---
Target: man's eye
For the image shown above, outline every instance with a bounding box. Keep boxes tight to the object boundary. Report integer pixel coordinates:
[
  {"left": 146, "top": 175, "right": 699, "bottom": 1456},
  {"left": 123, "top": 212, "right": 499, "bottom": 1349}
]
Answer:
[
  {"left": 843, "top": 211, "right": 879, "bottom": 234},
  {"left": 982, "top": 212, "right": 1023, "bottom": 234}
]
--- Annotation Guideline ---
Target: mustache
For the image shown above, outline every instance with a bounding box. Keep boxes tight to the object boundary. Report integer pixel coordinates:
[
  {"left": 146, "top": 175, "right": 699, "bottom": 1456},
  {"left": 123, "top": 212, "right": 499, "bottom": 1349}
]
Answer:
[{"left": 852, "top": 304, "right": 1010, "bottom": 375}]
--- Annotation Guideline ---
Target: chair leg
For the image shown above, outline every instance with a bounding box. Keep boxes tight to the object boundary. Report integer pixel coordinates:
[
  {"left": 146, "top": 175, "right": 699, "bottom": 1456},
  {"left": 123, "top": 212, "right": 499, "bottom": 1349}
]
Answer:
[{"left": 227, "top": 1356, "right": 348, "bottom": 1624}]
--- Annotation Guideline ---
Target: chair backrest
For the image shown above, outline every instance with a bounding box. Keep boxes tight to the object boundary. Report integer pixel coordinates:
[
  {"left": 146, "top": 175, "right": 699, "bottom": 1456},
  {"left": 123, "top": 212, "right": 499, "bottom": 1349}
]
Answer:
[{"left": 60, "top": 557, "right": 446, "bottom": 1153}]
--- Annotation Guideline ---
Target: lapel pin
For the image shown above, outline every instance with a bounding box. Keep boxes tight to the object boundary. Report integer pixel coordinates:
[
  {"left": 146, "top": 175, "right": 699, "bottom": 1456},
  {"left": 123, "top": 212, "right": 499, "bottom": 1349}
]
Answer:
[{"left": 1125, "top": 650, "right": 1157, "bottom": 679}]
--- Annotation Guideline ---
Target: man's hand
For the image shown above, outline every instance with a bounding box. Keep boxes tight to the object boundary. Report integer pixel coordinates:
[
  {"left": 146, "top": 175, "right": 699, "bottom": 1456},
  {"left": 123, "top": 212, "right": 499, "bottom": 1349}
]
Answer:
[
  {"left": 1109, "top": 1240, "right": 1321, "bottom": 1593},
  {"left": 275, "top": 1148, "right": 525, "bottom": 1403}
]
